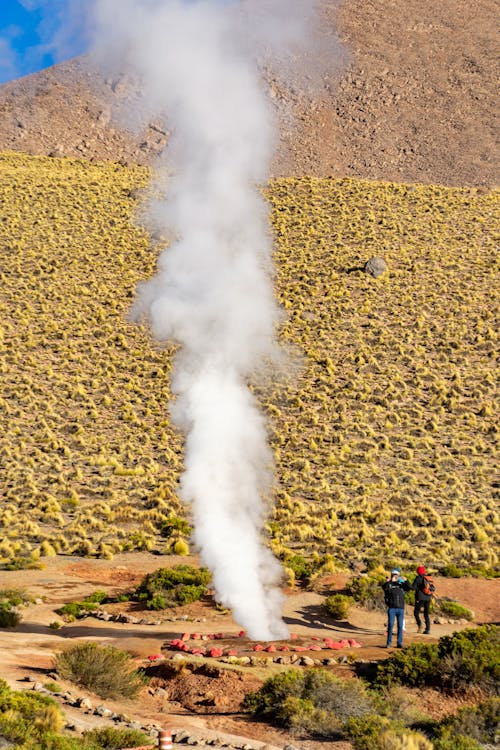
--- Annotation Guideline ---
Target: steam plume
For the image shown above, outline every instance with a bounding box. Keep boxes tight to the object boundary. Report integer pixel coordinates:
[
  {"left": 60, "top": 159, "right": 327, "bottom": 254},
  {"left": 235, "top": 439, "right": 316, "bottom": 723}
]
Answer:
[{"left": 90, "top": 0, "right": 326, "bottom": 640}]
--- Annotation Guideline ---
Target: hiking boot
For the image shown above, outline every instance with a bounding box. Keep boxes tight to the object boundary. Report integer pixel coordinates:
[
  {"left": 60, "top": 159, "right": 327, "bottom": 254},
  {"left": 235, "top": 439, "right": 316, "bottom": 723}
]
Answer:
[
  {"left": 417, "top": 625, "right": 423, "bottom": 633},
  {"left": 396, "top": 644, "right": 403, "bottom": 648},
  {"left": 423, "top": 630, "right": 431, "bottom": 634}
]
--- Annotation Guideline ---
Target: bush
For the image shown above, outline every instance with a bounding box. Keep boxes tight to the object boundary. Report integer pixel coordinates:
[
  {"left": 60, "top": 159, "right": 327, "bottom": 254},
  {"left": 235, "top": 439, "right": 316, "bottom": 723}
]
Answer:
[
  {"left": 244, "top": 668, "right": 374, "bottom": 736},
  {"left": 0, "top": 587, "right": 29, "bottom": 606},
  {"left": 55, "top": 590, "right": 108, "bottom": 619},
  {"left": 346, "top": 575, "right": 386, "bottom": 611},
  {"left": 0, "top": 683, "right": 64, "bottom": 744},
  {"left": 438, "top": 600, "right": 474, "bottom": 620},
  {"left": 440, "top": 564, "right": 499, "bottom": 579},
  {"left": 375, "top": 643, "right": 440, "bottom": 688},
  {"left": 134, "top": 564, "right": 211, "bottom": 609},
  {"left": 160, "top": 516, "right": 192, "bottom": 538},
  {"left": 55, "top": 642, "right": 145, "bottom": 699},
  {"left": 0, "top": 601, "right": 21, "bottom": 627},
  {"left": 283, "top": 555, "right": 314, "bottom": 584},
  {"left": 44, "top": 682, "right": 62, "bottom": 693},
  {"left": 84, "top": 590, "right": 107, "bottom": 604},
  {"left": 324, "top": 593, "right": 353, "bottom": 619},
  {"left": 437, "top": 625, "right": 499, "bottom": 694},
  {"left": 82, "top": 726, "right": 150, "bottom": 749},
  {"left": 172, "top": 538, "right": 190, "bottom": 555},
  {"left": 432, "top": 696, "right": 499, "bottom": 749},
  {"left": 374, "top": 625, "right": 499, "bottom": 695},
  {"left": 439, "top": 564, "right": 465, "bottom": 578},
  {"left": 345, "top": 715, "right": 396, "bottom": 749},
  {"left": 55, "top": 601, "right": 97, "bottom": 619},
  {"left": 346, "top": 715, "right": 434, "bottom": 750}
]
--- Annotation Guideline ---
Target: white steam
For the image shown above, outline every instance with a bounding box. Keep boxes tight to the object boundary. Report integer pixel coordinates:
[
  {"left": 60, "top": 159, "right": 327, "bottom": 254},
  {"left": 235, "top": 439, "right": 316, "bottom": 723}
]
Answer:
[{"left": 89, "top": 0, "right": 324, "bottom": 640}]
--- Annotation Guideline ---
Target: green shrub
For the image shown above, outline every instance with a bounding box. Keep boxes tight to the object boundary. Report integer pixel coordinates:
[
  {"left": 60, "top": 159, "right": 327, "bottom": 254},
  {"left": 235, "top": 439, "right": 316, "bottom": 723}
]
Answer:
[
  {"left": 0, "top": 587, "right": 29, "bottom": 606},
  {"left": 283, "top": 555, "right": 314, "bottom": 584},
  {"left": 0, "top": 601, "right": 21, "bottom": 627},
  {"left": 439, "top": 564, "right": 465, "bottom": 578},
  {"left": 244, "top": 668, "right": 374, "bottom": 736},
  {"left": 134, "top": 564, "right": 211, "bottom": 609},
  {"left": 55, "top": 601, "right": 96, "bottom": 619},
  {"left": 83, "top": 590, "right": 107, "bottom": 604},
  {"left": 2, "top": 557, "right": 43, "bottom": 571},
  {"left": 440, "top": 564, "right": 499, "bottom": 579},
  {"left": 43, "top": 682, "right": 62, "bottom": 693},
  {"left": 345, "top": 715, "right": 396, "bottom": 750},
  {"left": 0, "top": 684, "right": 64, "bottom": 743},
  {"left": 160, "top": 516, "right": 192, "bottom": 538},
  {"left": 82, "top": 726, "right": 150, "bottom": 749},
  {"left": 375, "top": 643, "right": 440, "bottom": 688},
  {"left": 437, "top": 625, "right": 499, "bottom": 694},
  {"left": 55, "top": 591, "right": 108, "bottom": 619},
  {"left": 55, "top": 642, "right": 145, "bottom": 699},
  {"left": 346, "top": 575, "right": 386, "bottom": 611},
  {"left": 433, "top": 696, "right": 499, "bottom": 749},
  {"left": 323, "top": 593, "right": 353, "bottom": 619},
  {"left": 374, "top": 625, "right": 499, "bottom": 695},
  {"left": 438, "top": 600, "right": 474, "bottom": 620},
  {"left": 433, "top": 733, "right": 481, "bottom": 750}
]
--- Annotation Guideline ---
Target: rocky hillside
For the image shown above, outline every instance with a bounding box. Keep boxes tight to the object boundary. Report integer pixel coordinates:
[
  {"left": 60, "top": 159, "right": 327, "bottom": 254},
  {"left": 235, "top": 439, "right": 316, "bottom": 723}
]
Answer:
[{"left": 0, "top": 0, "right": 497, "bottom": 186}]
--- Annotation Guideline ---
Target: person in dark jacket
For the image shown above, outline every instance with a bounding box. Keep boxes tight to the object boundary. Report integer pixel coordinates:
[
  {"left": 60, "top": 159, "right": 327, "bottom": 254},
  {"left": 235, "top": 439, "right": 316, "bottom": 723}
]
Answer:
[
  {"left": 382, "top": 567, "right": 411, "bottom": 648},
  {"left": 411, "top": 565, "right": 432, "bottom": 634}
]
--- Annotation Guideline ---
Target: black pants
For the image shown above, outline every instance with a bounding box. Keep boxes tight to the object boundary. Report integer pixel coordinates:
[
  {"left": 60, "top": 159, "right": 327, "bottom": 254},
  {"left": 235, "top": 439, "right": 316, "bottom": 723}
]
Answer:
[{"left": 414, "top": 600, "right": 431, "bottom": 632}]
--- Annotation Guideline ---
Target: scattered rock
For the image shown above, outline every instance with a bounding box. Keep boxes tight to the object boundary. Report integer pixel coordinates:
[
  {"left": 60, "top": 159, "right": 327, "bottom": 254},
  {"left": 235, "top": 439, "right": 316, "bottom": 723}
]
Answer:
[
  {"left": 95, "top": 705, "right": 113, "bottom": 717},
  {"left": 174, "top": 730, "right": 191, "bottom": 743},
  {"left": 364, "top": 256, "right": 388, "bottom": 278},
  {"left": 300, "top": 656, "right": 315, "bottom": 666},
  {"left": 78, "top": 697, "right": 93, "bottom": 710}
]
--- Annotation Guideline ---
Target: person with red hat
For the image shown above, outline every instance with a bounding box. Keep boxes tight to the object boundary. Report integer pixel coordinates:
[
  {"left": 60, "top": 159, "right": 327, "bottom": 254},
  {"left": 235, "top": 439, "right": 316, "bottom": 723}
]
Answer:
[{"left": 411, "top": 565, "right": 433, "bottom": 634}]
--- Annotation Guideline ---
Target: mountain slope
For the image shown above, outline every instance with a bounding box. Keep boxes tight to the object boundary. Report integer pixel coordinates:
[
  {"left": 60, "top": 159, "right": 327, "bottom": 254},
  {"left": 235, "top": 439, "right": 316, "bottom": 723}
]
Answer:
[{"left": 0, "top": 0, "right": 497, "bottom": 186}]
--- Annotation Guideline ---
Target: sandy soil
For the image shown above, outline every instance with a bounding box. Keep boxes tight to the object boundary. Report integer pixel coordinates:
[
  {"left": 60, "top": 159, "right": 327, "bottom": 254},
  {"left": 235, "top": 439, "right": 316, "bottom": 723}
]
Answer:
[{"left": 0, "top": 553, "right": 498, "bottom": 747}]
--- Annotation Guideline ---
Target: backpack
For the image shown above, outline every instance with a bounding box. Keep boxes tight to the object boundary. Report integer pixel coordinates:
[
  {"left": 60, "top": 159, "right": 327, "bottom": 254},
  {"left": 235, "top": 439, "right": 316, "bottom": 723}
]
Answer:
[
  {"left": 421, "top": 575, "right": 435, "bottom": 596},
  {"left": 384, "top": 582, "right": 406, "bottom": 609}
]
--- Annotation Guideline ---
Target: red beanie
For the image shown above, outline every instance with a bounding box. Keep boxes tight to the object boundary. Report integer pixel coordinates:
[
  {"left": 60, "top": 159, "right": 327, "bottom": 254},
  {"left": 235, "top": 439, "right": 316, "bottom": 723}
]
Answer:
[{"left": 417, "top": 566, "right": 426, "bottom": 575}]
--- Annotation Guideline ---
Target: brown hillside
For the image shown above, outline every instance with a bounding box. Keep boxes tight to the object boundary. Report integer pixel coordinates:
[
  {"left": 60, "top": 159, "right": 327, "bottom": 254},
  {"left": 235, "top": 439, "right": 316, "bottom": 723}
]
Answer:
[{"left": 0, "top": 0, "right": 498, "bottom": 185}]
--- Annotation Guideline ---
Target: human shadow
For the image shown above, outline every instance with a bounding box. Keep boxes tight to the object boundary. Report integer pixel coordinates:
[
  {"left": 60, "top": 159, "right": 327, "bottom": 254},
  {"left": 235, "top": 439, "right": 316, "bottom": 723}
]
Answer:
[{"left": 285, "top": 604, "right": 384, "bottom": 635}]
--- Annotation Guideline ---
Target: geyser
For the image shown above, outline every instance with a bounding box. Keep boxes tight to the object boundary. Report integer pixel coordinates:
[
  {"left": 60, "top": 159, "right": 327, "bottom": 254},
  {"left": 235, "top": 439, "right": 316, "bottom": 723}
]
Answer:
[{"left": 90, "top": 0, "right": 328, "bottom": 640}]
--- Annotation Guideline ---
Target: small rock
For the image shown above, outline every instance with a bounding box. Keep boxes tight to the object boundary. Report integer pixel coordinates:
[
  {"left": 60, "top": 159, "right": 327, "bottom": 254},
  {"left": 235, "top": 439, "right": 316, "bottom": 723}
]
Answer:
[
  {"left": 174, "top": 730, "right": 190, "bottom": 743},
  {"left": 338, "top": 655, "right": 349, "bottom": 664},
  {"left": 364, "top": 256, "right": 388, "bottom": 278},
  {"left": 95, "top": 705, "right": 113, "bottom": 718},
  {"left": 32, "top": 682, "right": 44, "bottom": 691},
  {"left": 300, "top": 656, "right": 315, "bottom": 666},
  {"left": 79, "top": 697, "right": 93, "bottom": 710}
]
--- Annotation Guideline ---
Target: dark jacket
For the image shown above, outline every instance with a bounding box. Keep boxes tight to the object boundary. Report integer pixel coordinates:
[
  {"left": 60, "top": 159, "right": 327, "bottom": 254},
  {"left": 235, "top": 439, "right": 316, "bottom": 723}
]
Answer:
[
  {"left": 382, "top": 579, "right": 411, "bottom": 609},
  {"left": 411, "top": 574, "right": 432, "bottom": 602}
]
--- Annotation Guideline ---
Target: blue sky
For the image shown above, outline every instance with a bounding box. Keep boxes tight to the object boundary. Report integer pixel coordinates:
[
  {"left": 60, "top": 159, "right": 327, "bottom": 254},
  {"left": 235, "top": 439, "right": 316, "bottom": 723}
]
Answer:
[{"left": 0, "top": 0, "right": 88, "bottom": 84}]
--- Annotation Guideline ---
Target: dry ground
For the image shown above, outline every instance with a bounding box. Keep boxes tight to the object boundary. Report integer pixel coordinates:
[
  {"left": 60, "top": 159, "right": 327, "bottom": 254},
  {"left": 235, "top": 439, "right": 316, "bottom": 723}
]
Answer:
[{"left": 0, "top": 553, "right": 498, "bottom": 747}]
